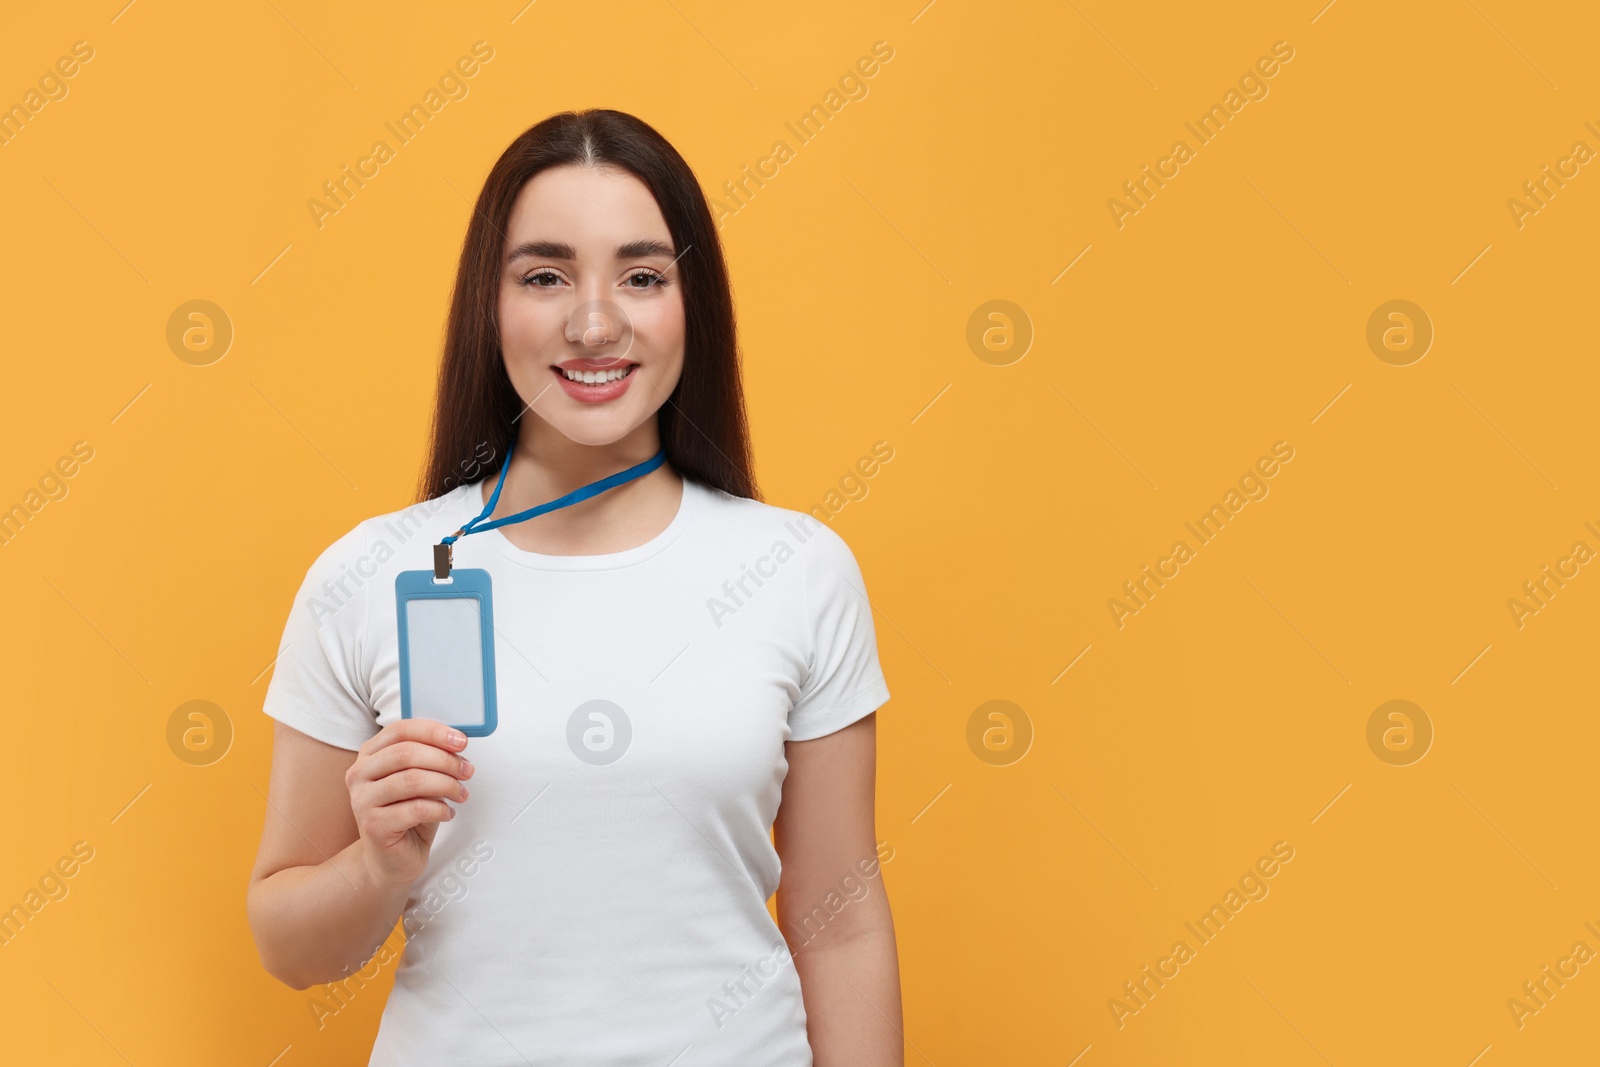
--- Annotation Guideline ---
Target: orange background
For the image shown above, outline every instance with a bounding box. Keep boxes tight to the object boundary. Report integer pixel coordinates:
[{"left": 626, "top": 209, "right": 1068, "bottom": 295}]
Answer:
[{"left": 3, "top": 1, "right": 1597, "bottom": 1063}]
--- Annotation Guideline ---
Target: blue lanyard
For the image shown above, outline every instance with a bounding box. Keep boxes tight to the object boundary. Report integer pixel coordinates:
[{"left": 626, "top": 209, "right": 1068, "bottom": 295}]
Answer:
[{"left": 433, "top": 446, "right": 667, "bottom": 578}]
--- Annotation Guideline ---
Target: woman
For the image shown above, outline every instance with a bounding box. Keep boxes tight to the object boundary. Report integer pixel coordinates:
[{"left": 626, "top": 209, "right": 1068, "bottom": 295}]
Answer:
[{"left": 246, "top": 109, "right": 904, "bottom": 1066}]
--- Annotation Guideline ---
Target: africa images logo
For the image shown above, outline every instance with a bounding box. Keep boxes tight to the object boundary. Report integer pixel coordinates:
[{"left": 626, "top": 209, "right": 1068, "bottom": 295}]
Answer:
[{"left": 705, "top": 514, "right": 826, "bottom": 629}]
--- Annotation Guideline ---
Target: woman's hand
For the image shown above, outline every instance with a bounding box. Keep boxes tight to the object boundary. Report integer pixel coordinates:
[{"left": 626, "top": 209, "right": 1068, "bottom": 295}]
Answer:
[{"left": 345, "top": 719, "right": 474, "bottom": 890}]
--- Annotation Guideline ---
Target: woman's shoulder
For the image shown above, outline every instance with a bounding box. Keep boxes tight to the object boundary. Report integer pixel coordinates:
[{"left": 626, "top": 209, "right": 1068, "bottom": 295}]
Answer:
[
  {"left": 295, "top": 482, "right": 481, "bottom": 582},
  {"left": 688, "top": 478, "right": 864, "bottom": 568}
]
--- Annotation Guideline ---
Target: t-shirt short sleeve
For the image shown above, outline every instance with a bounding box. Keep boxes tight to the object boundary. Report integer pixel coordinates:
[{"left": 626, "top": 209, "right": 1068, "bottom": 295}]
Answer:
[
  {"left": 787, "top": 522, "right": 891, "bottom": 742},
  {"left": 261, "top": 522, "right": 382, "bottom": 751}
]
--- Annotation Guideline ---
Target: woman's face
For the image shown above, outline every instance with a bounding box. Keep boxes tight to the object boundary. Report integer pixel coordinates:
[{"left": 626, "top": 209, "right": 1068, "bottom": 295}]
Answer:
[{"left": 497, "top": 164, "right": 686, "bottom": 448}]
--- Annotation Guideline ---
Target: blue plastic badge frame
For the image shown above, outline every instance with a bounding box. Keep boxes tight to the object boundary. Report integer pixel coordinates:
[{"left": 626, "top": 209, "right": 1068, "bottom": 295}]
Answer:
[{"left": 395, "top": 568, "right": 499, "bottom": 737}]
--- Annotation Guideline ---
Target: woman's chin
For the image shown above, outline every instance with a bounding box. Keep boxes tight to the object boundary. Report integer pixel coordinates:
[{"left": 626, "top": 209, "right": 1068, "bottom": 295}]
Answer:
[{"left": 542, "top": 413, "right": 652, "bottom": 450}]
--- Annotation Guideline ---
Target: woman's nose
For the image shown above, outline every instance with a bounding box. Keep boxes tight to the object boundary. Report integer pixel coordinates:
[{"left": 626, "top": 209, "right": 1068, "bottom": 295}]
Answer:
[{"left": 565, "top": 296, "right": 629, "bottom": 350}]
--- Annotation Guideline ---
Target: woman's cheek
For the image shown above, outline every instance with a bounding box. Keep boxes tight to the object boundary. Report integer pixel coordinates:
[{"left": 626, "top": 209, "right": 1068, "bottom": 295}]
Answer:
[
  {"left": 633, "top": 300, "right": 685, "bottom": 368},
  {"left": 502, "top": 304, "right": 555, "bottom": 364}
]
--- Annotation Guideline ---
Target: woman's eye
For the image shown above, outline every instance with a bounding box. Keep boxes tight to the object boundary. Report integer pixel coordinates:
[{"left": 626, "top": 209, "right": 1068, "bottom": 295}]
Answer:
[
  {"left": 522, "top": 270, "right": 562, "bottom": 287},
  {"left": 626, "top": 270, "right": 666, "bottom": 289}
]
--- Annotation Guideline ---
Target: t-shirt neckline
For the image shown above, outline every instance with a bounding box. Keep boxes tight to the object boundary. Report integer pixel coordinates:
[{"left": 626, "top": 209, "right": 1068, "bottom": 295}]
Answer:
[{"left": 455, "top": 473, "right": 705, "bottom": 571}]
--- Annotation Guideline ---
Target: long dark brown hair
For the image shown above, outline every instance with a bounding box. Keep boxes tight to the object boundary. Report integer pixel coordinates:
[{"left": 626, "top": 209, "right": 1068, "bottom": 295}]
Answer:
[{"left": 415, "top": 109, "right": 759, "bottom": 503}]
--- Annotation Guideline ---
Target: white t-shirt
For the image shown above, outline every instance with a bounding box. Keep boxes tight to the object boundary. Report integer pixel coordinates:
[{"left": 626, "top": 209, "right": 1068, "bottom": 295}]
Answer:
[{"left": 262, "top": 474, "right": 891, "bottom": 1066}]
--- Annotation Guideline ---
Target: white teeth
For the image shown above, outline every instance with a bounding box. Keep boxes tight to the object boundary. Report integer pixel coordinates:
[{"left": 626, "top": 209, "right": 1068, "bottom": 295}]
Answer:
[{"left": 560, "top": 365, "right": 634, "bottom": 384}]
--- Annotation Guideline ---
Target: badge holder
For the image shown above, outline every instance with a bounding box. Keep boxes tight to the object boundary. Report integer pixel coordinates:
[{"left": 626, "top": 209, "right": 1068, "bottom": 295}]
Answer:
[
  {"left": 396, "top": 558, "right": 499, "bottom": 737},
  {"left": 394, "top": 445, "right": 668, "bottom": 739}
]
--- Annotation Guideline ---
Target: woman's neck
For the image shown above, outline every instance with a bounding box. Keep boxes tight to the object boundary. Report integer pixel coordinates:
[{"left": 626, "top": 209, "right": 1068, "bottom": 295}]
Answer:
[{"left": 479, "top": 420, "right": 683, "bottom": 555}]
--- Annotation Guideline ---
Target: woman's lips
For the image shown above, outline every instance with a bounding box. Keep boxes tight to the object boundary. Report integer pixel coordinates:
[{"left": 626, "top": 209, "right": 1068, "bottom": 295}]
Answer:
[{"left": 550, "top": 362, "right": 638, "bottom": 404}]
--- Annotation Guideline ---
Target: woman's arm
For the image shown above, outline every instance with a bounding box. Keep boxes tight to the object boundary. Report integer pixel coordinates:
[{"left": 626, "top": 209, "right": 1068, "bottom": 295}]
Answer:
[
  {"left": 775, "top": 712, "right": 904, "bottom": 1066},
  {"left": 246, "top": 719, "right": 471, "bottom": 989}
]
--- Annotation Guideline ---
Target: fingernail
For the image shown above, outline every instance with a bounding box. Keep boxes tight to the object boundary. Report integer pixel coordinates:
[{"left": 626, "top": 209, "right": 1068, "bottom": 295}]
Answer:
[
  {"left": 461, "top": 785, "right": 470, "bottom": 800},
  {"left": 460, "top": 756, "right": 474, "bottom": 777},
  {"left": 448, "top": 730, "right": 467, "bottom": 746}
]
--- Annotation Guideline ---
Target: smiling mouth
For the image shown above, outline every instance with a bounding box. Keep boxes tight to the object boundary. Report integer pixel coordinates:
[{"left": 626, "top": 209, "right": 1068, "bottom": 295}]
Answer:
[{"left": 553, "top": 363, "right": 638, "bottom": 384}]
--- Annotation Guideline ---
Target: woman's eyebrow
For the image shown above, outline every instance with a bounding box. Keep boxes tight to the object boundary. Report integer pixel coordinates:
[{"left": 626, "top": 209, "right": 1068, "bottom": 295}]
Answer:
[{"left": 508, "top": 238, "right": 675, "bottom": 261}]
